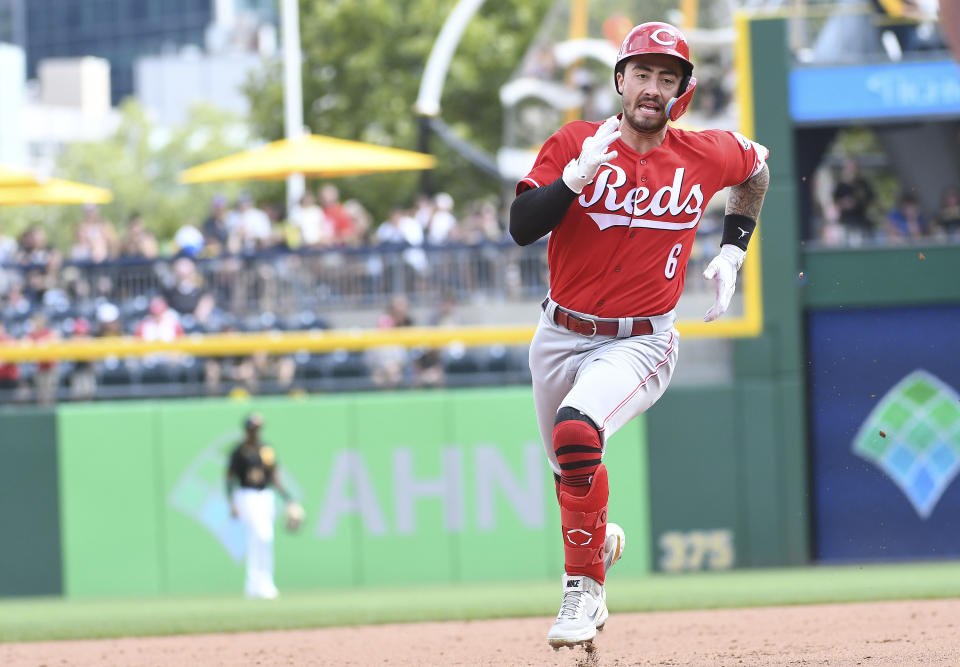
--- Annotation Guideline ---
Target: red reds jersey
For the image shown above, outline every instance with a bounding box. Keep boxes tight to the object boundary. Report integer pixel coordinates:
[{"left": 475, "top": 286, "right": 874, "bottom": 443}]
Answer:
[{"left": 518, "top": 119, "right": 768, "bottom": 317}]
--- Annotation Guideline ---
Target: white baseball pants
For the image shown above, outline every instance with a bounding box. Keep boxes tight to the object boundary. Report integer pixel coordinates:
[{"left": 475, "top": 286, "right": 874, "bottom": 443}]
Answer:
[
  {"left": 529, "top": 298, "right": 679, "bottom": 475},
  {"left": 233, "top": 487, "right": 277, "bottom": 598}
]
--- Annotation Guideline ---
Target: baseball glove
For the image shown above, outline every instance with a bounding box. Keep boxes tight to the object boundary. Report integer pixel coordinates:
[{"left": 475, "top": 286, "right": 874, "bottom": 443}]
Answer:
[{"left": 285, "top": 501, "right": 305, "bottom": 532}]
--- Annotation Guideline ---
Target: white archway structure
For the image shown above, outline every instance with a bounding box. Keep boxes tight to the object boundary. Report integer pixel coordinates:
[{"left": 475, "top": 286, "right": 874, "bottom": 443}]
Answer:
[{"left": 415, "top": 0, "right": 488, "bottom": 117}]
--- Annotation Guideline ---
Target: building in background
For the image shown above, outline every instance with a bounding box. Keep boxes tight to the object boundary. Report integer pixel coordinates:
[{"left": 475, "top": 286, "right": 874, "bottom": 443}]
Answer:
[
  {"left": 0, "top": 0, "right": 276, "bottom": 171},
  {"left": 20, "top": 0, "right": 214, "bottom": 105},
  {"left": 25, "top": 56, "right": 120, "bottom": 173},
  {"left": 135, "top": 48, "right": 265, "bottom": 126},
  {"left": 0, "top": 41, "right": 25, "bottom": 164},
  {"left": 0, "top": 0, "right": 25, "bottom": 47},
  {"left": 0, "top": 0, "right": 278, "bottom": 108}
]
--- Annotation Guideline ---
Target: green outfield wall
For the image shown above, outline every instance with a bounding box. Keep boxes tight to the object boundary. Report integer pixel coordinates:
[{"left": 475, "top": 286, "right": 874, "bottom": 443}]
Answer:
[
  {"left": 0, "top": 381, "right": 813, "bottom": 598},
  {"left": 49, "top": 388, "right": 651, "bottom": 598},
  {"left": 0, "top": 408, "right": 62, "bottom": 597}
]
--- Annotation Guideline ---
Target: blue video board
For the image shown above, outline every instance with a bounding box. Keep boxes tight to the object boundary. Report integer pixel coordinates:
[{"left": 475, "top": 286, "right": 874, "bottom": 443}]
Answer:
[{"left": 790, "top": 60, "right": 960, "bottom": 123}]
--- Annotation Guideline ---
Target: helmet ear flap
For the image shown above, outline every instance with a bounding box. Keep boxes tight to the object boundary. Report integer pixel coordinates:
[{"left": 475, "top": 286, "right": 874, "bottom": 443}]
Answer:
[{"left": 666, "top": 76, "right": 696, "bottom": 121}]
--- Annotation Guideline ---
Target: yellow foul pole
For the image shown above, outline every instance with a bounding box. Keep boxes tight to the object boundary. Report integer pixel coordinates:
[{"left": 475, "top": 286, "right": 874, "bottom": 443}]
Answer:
[
  {"left": 564, "top": 0, "right": 589, "bottom": 123},
  {"left": 681, "top": 0, "right": 700, "bottom": 29}
]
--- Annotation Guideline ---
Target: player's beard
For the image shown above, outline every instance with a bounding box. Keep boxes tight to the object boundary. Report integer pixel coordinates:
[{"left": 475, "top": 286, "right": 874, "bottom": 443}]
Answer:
[{"left": 622, "top": 95, "right": 668, "bottom": 135}]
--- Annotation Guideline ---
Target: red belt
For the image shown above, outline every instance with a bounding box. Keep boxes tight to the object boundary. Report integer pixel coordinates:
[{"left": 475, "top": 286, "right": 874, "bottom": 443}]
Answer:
[{"left": 551, "top": 307, "right": 653, "bottom": 337}]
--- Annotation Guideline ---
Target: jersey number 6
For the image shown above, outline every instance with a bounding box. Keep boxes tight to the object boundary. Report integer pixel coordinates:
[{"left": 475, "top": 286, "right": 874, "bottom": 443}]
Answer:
[{"left": 664, "top": 243, "right": 683, "bottom": 280}]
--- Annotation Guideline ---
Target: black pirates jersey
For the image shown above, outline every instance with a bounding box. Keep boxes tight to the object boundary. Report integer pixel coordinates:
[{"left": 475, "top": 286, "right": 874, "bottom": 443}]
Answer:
[{"left": 228, "top": 443, "right": 277, "bottom": 490}]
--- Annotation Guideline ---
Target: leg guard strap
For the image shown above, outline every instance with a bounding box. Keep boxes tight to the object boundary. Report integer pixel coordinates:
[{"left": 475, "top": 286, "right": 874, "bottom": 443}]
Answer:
[{"left": 553, "top": 415, "right": 603, "bottom": 493}]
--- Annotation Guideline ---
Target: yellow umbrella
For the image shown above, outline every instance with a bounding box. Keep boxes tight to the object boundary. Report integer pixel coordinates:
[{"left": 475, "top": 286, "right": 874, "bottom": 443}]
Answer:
[
  {"left": 0, "top": 164, "right": 42, "bottom": 187},
  {"left": 0, "top": 178, "right": 113, "bottom": 205},
  {"left": 180, "top": 134, "right": 437, "bottom": 183}
]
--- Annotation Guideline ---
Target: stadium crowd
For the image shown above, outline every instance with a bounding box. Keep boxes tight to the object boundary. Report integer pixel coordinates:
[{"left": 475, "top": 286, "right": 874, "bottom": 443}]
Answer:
[
  {"left": 814, "top": 158, "right": 960, "bottom": 246},
  {"left": 0, "top": 185, "right": 534, "bottom": 404}
]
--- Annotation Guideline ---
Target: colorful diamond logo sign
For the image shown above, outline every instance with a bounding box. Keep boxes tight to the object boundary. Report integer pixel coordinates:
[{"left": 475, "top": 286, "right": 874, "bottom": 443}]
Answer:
[
  {"left": 853, "top": 370, "right": 960, "bottom": 519},
  {"left": 168, "top": 429, "right": 248, "bottom": 562}
]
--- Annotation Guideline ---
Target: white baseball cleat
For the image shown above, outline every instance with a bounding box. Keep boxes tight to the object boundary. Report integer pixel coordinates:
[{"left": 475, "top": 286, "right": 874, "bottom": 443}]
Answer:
[
  {"left": 547, "top": 574, "right": 608, "bottom": 649},
  {"left": 604, "top": 522, "right": 626, "bottom": 573}
]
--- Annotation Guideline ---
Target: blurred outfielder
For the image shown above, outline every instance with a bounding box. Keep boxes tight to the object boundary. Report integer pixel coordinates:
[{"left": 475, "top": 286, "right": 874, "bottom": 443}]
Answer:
[
  {"left": 226, "top": 412, "right": 303, "bottom": 599},
  {"left": 509, "top": 21, "right": 770, "bottom": 649}
]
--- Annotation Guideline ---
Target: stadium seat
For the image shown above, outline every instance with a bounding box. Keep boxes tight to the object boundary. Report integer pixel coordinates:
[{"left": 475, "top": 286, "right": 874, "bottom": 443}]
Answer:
[
  {"left": 443, "top": 348, "right": 483, "bottom": 375},
  {"left": 294, "top": 353, "right": 330, "bottom": 381},
  {"left": 328, "top": 350, "right": 370, "bottom": 379},
  {"left": 97, "top": 359, "right": 136, "bottom": 387},
  {"left": 485, "top": 345, "right": 511, "bottom": 373},
  {"left": 139, "top": 360, "right": 182, "bottom": 384}
]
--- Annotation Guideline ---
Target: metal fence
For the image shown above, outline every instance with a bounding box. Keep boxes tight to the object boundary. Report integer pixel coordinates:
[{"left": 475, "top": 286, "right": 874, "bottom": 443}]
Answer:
[{"left": 4, "top": 238, "right": 721, "bottom": 332}]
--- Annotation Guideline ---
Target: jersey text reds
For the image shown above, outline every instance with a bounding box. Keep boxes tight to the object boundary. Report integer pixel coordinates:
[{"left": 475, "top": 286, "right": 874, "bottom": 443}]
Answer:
[{"left": 519, "top": 119, "right": 767, "bottom": 318}]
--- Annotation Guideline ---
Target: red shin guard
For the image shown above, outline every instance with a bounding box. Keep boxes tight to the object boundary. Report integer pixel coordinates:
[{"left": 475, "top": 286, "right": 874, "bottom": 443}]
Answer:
[
  {"left": 553, "top": 418, "right": 603, "bottom": 495},
  {"left": 557, "top": 463, "right": 608, "bottom": 584}
]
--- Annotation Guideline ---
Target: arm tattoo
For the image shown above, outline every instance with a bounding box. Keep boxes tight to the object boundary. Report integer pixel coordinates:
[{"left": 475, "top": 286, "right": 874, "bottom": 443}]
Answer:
[{"left": 726, "top": 163, "right": 769, "bottom": 219}]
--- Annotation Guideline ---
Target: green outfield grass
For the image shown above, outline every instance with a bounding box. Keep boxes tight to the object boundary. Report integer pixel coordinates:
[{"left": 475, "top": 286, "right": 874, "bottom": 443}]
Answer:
[{"left": 2, "top": 561, "right": 960, "bottom": 643}]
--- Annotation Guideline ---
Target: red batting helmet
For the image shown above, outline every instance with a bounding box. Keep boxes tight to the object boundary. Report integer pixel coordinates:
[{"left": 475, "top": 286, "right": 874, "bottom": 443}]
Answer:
[{"left": 614, "top": 21, "right": 696, "bottom": 120}]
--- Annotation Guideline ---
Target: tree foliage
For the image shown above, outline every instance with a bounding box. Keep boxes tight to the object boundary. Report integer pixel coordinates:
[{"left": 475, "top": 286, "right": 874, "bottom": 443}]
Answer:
[
  {"left": 31, "top": 101, "right": 257, "bottom": 251},
  {"left": 244, "top": 0, "right": 553, "bottom": 222}
]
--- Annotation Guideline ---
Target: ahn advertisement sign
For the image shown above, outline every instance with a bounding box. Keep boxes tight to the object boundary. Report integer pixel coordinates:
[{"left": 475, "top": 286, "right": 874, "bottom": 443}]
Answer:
[{"left": 808, "top": 305, "right": 960, "bottom": 562}]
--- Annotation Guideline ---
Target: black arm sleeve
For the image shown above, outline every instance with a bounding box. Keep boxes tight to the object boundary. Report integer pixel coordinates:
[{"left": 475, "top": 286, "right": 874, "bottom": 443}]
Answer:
[{"left": 509, "top": 177, "right": 578, "bottom": 246}]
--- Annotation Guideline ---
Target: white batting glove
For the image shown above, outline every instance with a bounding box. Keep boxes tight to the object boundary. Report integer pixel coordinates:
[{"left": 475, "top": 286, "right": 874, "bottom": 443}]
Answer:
[
  {"left": 562, "top": 116, "right": 621, "bottom": 194},
  {"left": 702, "top": 245, "right": 747, "bottom": 322}
]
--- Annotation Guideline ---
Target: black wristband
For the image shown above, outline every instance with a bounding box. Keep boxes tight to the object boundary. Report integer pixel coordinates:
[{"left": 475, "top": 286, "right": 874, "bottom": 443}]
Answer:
[{"left": 721, "top": 214, "right": 757, "bottom": 251}]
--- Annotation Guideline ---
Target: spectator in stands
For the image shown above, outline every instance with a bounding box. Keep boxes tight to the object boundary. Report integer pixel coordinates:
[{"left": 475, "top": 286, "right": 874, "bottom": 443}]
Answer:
[
  {"left": 16, "top": 225, "right": 61, "bottom": 294},
  {"left": 264, "top": 203, "right": 294, "bottom": 250},
  {"left": 233, "top": 193, "right": 273, "bottom": 252},
  {"left": 376, "top": 208, "right": 409, "bottom": 245},
  {"left": 832, "top": 157, "right": 877, "bottom": 243},
  {"left": 935, "top": 185, "right": 960, "bottom": 240},
  {"left": 204, "top": 324, "right": 257, "bottom": 395},
  {"left": 3, "top": 281, "right": 31, "bottom": 319},
  {"left": 884, "top": 191, "right": 928, "bottom": 242},
  {"left": 67, "top": 317, "right": 96, "bottom": 401},
  {"left": 26, "top": 312, "right": 59, "bottom": 405},
  {"left": 136, "top": 296, "right": 184, "bottom": 365},
  {"left": 173, "top": 222, "right": 205, "bottom": 258},
  {"left": 118, "top": 212, "right": 159, "bottom": 259},
  {"left": 379, "top": 207, "right": 428, "bottom": 282},
  {"left": 289, "top": 191, "right": 334, "bottom": 249},
  {"left": 202, "top": 195, "right": 239, "bottom": 256},
  {"left": 427, "top": 192, "right": 457, "bottom": 245},
  {"left": 869, "top": 0, "right": 944, "bottom": 54},
  {"left": 60, "top": 265, "right": 93, "bottom": 307},
  {"left": 413, "top": 291, "right": 460, "bottom": 388},
  {"left": 343, "top": 199, "right": 374, "bottom": 245},
  {"left": 96, "top": 302, "right": 123, "bottom": 338},
  {"left": 0, "top": 321, "right": 21, "bottom": 397},
  {"left": 262, "top": 353, "right": 296, "bottom": 394},
  {"left": 368, "top": 295, "right": 414, "bottom": 388},
  {"left": 0, "top": 223, "right": 17, "bottom": 265},
  {"left": 320, "top": 184, "right": 360, "bottom": 246},
  {"left": 71, "top": 204, "right": 117, "bottom": 263},
  {"left": 137, "top": 296, "right": 183, "bottom": 342},
  {"left": 413, "top": 194, "right": 435, "bottom": 233},
  {"left": 90, "top": 301, "right": 124, "bottom": 393},
  {"left": 162, "top": 257, "right": 215, "bottom": 327},
  {"left": 23, "top": 267, "right": 51, "bottom": 308},
  {"left": 456, "top": 199, "right": 504, "bottom": 244}
]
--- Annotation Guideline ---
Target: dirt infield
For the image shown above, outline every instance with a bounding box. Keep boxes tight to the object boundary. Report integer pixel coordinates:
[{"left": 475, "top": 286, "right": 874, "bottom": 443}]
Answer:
[{"left": 3, "top": 598, "right": 959, "bottom": 666}]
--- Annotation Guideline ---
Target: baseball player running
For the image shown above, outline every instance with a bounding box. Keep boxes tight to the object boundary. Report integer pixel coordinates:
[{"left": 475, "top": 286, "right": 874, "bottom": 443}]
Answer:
[
  {"left": 226, "top": 413, "right": 301, "bottom": 599},
  {"left": 509, "top": 21, "right": 770, "bottom": 649}
]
